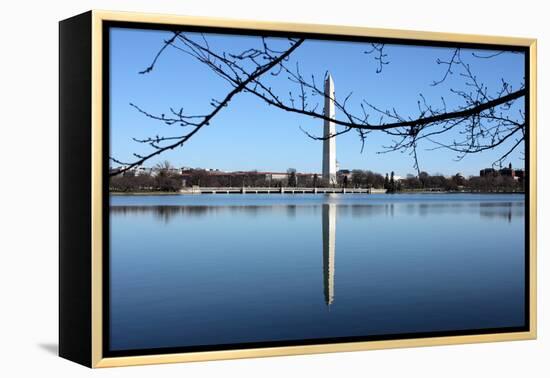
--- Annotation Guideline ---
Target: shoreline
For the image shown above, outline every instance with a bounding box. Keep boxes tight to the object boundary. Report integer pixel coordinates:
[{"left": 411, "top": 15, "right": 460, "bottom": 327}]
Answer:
[{"left": 109, "top": 190, "right": 525, "bottom": 196}]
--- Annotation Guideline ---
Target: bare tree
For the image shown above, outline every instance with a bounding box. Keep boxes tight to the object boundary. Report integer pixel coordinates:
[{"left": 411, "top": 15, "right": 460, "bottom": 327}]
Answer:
[
  {"left": 110, "top": 32, "right": 525, "bottom": 177},
  {"left": 110, "top": 34, "right": 304, "bottom": 176}
]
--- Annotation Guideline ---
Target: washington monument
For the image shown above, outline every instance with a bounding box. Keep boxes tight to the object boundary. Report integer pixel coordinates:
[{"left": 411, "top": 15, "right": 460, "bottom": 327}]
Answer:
[{"left": 322, "top": 74, "right": 337, "bottom": 185}]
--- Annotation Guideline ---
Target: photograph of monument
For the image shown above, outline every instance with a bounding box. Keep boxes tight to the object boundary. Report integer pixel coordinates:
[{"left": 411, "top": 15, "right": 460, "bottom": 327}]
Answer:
[{"left": 107, "top": 25, "right": 528, "bottom": 355}]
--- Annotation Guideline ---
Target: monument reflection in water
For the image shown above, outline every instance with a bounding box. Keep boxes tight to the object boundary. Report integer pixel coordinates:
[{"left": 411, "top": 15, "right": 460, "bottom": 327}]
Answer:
[
  {"left": 109, "top": 194, "right": 526, "bottom": 352},
  {"left": 323, "top": 203, "right": 336, "bottom": 306}
]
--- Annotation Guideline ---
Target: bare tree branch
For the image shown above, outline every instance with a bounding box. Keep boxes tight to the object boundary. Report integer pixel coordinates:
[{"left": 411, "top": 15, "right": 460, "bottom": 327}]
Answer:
[
  {"left": 111, "top": 33, "right": 525, "bottom": 175},
  {"left": 110, "top": 37, "right": 304, "bottom": 176}
]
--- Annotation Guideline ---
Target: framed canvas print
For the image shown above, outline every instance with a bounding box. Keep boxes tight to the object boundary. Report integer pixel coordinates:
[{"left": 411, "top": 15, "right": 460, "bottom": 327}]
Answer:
[{"left": 59, "top": 10, "right": 537, "bottom": 368}]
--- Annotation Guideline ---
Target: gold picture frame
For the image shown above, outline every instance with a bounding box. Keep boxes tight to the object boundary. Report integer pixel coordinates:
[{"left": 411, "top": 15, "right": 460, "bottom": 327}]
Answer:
[{"left": 59, "top": 10, "right": 537, "bottom": 368}]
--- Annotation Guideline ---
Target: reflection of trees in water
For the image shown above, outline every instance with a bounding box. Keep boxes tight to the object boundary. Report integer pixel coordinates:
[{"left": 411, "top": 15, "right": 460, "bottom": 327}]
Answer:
[
  {"left": 416, "top": 202, "right": 477, "bottom": 216},
  {"left": 386, "top": 203, "right": 394, "bottom": 218},
  {"left": 402, "top": 201, "right": 483, "bottom": 216},
  {"left": 479, "top": 202, "right": 524, "bottom": 223},
  {"left": 402, "top": 201, "right": 524, "bottom": 220},
  {"left": 286, "top": 205, "right": 297, "bottom": 218},
  {"left": 111, "top": 203, "right": 404, "bottom": 224},
  {"left": 110, "top": 205, "right": 271, "bottom": 222},
  {"left": 335, "top": 204, "right": 390, "bottom": 218},
  {"left": 111, "top": 201, "right": 524, "bottom": 224}
]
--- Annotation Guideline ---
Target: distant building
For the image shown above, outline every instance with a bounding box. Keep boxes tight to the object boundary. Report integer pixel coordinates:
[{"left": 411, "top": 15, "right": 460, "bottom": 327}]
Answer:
[
  {"left": 499, "top": 163, "right": 515, "bottom": 178},
  {"left": 132, "top": 167, "right": 154, "bottom": 176},
  {"left": 445, "top": 172, "right": 465, "bottom": 180},
  {"left": 263, "top": 172, "right": 289, "bottom": 181},
  {"left": 480, "top": 168, "right": 497, "bottom": 177},
  {"left": 337, "top": 169, "right": 352, "bottom": 181},
  {"left": 479, "top": 163, "right": 524, "bottom": 181},
  {"left": 515, "top": 169, "right": 525, "bottom": 180}
]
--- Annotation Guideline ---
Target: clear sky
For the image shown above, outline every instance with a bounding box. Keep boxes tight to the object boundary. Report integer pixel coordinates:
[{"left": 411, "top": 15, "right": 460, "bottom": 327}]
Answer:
[{"left": 109, "top": 27, "right": 525, "bottom": 177}]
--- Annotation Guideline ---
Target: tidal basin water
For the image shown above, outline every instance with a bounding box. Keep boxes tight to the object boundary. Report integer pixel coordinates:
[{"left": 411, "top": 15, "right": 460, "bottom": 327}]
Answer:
[{"left": 109, "top": 193, "right": 525, "bottom": 352}]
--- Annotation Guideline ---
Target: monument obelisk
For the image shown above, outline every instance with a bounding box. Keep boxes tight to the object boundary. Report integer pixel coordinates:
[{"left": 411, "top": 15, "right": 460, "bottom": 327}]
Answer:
[{"left": 322, "top": 74, "right": 337, "bottom": 185}]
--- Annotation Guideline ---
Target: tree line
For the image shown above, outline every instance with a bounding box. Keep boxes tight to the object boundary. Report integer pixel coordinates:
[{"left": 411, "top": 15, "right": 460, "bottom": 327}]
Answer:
[
  {"left": 396, "top": 171, "right": 524, "bottom": 192},
  {"left": 110, "top": 163, "right": 524, "bottom": 193}
]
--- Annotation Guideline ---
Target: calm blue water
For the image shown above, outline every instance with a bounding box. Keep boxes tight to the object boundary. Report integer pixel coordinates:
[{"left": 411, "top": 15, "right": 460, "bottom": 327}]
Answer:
[{"left": 109, "top": 193, "right": 525, "bottom": 351}]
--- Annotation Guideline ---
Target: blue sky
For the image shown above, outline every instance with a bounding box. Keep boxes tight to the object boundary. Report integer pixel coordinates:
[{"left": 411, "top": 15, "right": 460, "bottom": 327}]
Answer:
[{"left": 109, "top": 27, "right": 525, "bottom": 177}]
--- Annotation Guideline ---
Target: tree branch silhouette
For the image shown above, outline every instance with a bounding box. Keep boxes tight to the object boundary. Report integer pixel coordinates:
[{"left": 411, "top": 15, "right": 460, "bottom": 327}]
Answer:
[
  {"left": 110, "top": 36, "right": 304, "bottom": 176},
  {"left": 110, "top": 34, "right": 525, "bottom": 176}
]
